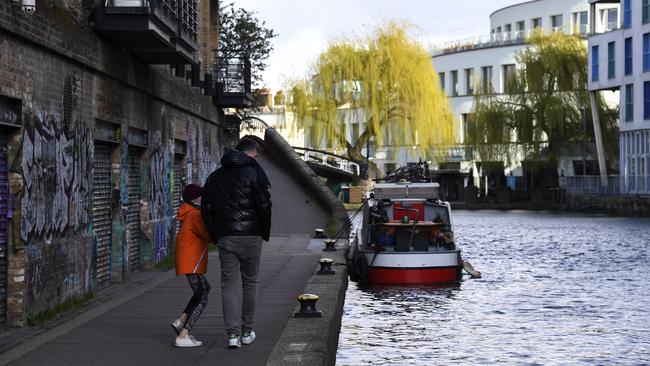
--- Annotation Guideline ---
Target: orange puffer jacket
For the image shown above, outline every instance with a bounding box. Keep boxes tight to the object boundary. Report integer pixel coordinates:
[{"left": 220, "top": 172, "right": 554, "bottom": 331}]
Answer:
[{"left": 175, "top": 203, "right": 211, "bottom": 275}]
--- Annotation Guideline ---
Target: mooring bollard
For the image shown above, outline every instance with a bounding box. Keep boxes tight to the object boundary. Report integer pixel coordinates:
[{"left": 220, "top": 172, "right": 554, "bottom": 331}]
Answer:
[
  {"left": 317, "top": 258, "right": 335, "bottom": 275},
  {"left": 314, "top": 228, "right": 325, "bottom": 238},
  {"left": 295, "top": 294, "right": 322, "bottom": 318},
  {"left": 323, "top": 239, "right": 337, "bottom": 252}
]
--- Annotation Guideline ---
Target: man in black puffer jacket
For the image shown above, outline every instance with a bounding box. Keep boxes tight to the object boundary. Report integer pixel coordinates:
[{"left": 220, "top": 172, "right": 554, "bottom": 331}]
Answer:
[{"left": 201, "top": 138, "right": 271, "bottom": 349}]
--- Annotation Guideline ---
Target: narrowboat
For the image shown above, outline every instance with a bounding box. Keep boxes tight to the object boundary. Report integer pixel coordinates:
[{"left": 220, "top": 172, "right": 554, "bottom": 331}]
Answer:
[{"left": 346, "top": 181, "right": 463, "bottom": 285}]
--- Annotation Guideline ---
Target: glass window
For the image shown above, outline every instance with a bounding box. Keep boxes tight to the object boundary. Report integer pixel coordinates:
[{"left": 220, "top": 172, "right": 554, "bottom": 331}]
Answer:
[
  {"left": 502, "top": 64, "right": 516, "bottom": 93},
  {"left": 623, "top": 0, "right": 631, "bottom": 28},
  {"left": 481, "top": 66, "right": 493, "bottom": 94},
  {"left": 645, "top": 82, "right": 650, "bottom": 119},
  {"left": 351, "top": 123, "right": 359, "bottom": 143},
  {"left": 451, "top": 70, "right": 459, "bottom": 96},
  {"left": 465, "top": 68, "right": 474, "bottom": 95},
  {"left": 551, "top": 14, "right": 563, "bottom": 31},
  {"left": 608, "top": 42, "right": 615, "bottom": 79},
  {"left": 625, "top": 37, "right": 633, "bottom": 75},
  {"left": 606, "top": 9, "right": 618, "bottom": 31},
  {"left": 515, "top": 21, "right": 525, "bottom": 39},
  {"left": 438, "top": 72, "right": 445, "bottom": 93},
  {"left": 516, "top": 21, "right": 525, "bottom": 31},
  {"left": 626, "top": 84, "right": 634, "bottom": 122},
  {"left": 644, "top": 34, "right": 650, "bottom": 72},
  {"left": 592, "top": 45, "right": 599, "bottom": 81},
  {"left": 572, "top": 11, "right": 588, "bottom": 34},
  {"left": 532, "top": 17, "right": 542, "bottom": 29},
  {"left": 644, "top": 0, "right": 650, "bottom": 24}
]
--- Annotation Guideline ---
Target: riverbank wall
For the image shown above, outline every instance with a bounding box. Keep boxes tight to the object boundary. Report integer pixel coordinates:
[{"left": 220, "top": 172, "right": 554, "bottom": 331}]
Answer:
[
  {"left": 266, "top": 240, "right": 349, "bottom": 366},
  {"left": 452, "top": 195, "right": 650, "bottom": 217}
]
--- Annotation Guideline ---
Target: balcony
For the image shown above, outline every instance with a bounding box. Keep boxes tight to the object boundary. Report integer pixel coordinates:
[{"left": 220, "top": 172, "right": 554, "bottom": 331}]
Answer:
[
  {"left": 432, "top": 30, "right": 532, "bottom": 57},
  {"left": 91, "top": 0, "right": 198, "bottom": 64},
  {"left": 213, "top": 57, "right": 255, "bottom": 109}
]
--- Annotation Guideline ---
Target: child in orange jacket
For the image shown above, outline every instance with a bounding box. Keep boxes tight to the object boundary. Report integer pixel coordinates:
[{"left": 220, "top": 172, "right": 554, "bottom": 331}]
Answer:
[{"left": 171, "top": 184, "right": 211, "bottom": 348}]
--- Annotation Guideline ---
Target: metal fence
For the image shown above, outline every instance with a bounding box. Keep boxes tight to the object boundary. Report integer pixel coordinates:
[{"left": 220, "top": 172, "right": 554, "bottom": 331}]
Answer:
[
  {"left": 107, "top": 0, "right": 197, "bottom": 43},
  {"left": 215, "top": 56, "right": 251, "bottom": 94},
  {"left": 563, "top": 175, "right": 650, "bottom": 196},
  {"left": 293, "top": 147, "right": 361, "bottom": 176}
]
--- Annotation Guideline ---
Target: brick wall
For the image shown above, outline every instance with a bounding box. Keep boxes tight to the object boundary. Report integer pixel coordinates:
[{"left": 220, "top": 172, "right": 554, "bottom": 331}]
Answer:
[{"left": 0, "top": 1, "right": 227, "bottom": 325}]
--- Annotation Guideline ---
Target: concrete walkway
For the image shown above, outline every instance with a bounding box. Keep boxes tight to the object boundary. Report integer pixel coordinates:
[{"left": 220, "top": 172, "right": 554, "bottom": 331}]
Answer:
[
  {"left": 6, "top": 234, "right": 321, "bottom": 366},
  {"left": 1, "top": 133, "right": 347, "bottom": 365}
]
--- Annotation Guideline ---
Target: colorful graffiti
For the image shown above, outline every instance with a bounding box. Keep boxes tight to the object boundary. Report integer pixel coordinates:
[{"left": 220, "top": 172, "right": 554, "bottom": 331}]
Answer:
[
  {"left": 148, "top": 130, "right": 174, "bottom": 263},
  {"left": 26, "top": 245, "right": 43, "bottom": 302},
  {"left": 149, "top": 131, "right": 171, "bottom": 221},
  {"left": 20, "top": 111, "right": 93, "bottom": 243},
  {"left": 188, "top": 125, "right": 218, "bottom": 185}
]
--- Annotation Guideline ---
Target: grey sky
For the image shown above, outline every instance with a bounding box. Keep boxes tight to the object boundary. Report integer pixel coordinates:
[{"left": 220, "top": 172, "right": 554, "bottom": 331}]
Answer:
[{"left": 232, "top": 0, "right": 524, "bottom": 91}]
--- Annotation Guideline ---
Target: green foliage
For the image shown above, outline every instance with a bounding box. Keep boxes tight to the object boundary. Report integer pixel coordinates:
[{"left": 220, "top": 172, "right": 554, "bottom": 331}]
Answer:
[
  {"left": 288, "top": 22, "right": 455, "bottom": 161},
  {"left": 154, "top": 255, "right": 175, "bottom": 271},
  {"left": 470, "top": 30, "right": 619, "bottom": 165},
  {"left": 27, "top": 292, "right": 95, "bottom": 326},
  {"left": 218, "top": 3, "right": 277, "bottom": 87}
]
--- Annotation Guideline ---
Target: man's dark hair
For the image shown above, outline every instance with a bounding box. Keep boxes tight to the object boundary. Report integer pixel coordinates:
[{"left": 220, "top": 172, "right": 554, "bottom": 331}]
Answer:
[{"left": 236, "top": 138, "right": 260, "bottom": 153}]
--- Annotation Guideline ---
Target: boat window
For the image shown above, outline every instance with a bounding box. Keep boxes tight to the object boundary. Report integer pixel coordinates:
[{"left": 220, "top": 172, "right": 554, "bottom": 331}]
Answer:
[{"left": 430, "top": 206, "right": 450, "bottom": 225}]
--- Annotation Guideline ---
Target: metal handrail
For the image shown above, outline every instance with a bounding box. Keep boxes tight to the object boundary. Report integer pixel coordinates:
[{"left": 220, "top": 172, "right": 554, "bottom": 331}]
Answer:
[
  {"left": 292, "top": 147, "right": 361, "bottom": 176},
  {"left": 562, "top": 175, "right": 650, "bottom": 196}
]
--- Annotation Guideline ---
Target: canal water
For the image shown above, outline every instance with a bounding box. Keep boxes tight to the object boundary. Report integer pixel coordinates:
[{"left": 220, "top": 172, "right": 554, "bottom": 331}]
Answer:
[{"left": 336, "top": 210, "right": 650, "bottom": 365}]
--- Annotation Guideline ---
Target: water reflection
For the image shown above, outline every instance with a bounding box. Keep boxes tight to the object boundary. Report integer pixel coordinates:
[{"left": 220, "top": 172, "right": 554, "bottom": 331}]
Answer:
[{"left": 337, "top": 211, "right": 650, "bottom": 365}]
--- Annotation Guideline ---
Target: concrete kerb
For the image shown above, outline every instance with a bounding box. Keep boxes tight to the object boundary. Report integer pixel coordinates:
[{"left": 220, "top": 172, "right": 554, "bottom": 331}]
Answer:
[{"left": 265, "top": 243, "right": 349, "bottom": 366}]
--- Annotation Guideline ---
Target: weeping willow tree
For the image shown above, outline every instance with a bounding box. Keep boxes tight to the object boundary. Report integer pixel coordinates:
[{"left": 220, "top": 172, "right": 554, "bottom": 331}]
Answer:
[
  {"left": 469, "top": 30, "right": 619, "bottom": 169},
  {"left": 288, "top": 22, "right": 455, "bottom": 165}
]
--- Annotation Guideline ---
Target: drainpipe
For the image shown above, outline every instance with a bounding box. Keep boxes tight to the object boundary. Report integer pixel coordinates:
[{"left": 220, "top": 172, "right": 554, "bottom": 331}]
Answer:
[{"left": 589, "top": 91, "right": 608, "bottom": 187}]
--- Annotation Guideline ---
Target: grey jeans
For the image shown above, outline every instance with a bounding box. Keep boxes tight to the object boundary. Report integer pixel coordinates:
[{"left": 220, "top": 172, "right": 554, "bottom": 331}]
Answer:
[{"left": 218, "top": 235, "right": 263, "bottom": 336}]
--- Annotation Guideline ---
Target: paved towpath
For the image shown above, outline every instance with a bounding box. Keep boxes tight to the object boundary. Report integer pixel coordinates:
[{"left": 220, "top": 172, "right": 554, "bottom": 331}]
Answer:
[
  {"left": 3, "top": 144, "right": 335, "bottom": 365},
  {"left": 6, "top": 234, "right": 321, "bottom": 366}
]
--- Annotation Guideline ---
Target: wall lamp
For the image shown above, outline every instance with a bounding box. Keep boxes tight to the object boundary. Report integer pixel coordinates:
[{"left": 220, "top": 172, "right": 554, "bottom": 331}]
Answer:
[{"left": 12, "top": 0, "right": 36, "bottom": 16}]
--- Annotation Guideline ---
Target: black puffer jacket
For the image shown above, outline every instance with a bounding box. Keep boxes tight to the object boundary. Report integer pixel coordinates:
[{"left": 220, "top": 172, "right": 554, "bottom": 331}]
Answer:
[{"left": 201, "top": 150, "right": 272, "bottom": 241}]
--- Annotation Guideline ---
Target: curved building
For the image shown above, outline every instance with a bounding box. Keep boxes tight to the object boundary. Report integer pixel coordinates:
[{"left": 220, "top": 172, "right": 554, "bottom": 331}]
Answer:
[{"left": 432, "top": 0, "right": 618, "bottom": 192}]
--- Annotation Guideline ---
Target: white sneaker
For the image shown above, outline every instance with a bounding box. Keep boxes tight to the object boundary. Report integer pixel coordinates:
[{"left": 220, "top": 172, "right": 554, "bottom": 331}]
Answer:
[
  {"left": 227, "top": 334, "right": 241, "bottom": 349},
  {"left": 241, "top": 331, "right": 256, "bottom": 345},
  {"left": 171, "top": 319, "right": 183, "bottom": 335},
  {"left": 175, "top": 334, "right": 202, "bottom": 348}
]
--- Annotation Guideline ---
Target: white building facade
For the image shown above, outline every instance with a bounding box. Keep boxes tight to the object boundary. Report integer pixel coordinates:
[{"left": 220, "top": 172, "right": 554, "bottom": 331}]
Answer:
[
  {"left": 589, "top": 0, "right": 650, "bottom": 194},
  {"left": 433, "top": 0, "right": 618, "bottom": 183}
]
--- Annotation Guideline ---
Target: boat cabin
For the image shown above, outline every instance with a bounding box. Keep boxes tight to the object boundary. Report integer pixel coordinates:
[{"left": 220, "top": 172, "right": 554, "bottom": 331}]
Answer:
[{"left": 362, "top": 183, "right": 455, "bottom": 253}]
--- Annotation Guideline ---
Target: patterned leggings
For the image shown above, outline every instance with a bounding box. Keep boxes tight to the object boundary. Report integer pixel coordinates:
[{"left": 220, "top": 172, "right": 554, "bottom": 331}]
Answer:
[{"left": 182, "top": 274, "right": 210, "bottom": 331}]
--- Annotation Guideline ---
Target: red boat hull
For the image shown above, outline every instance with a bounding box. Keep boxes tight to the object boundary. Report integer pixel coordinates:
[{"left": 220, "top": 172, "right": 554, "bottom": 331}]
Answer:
[{"left": 367, "top": 266, "right": 461, "bottom": 285}]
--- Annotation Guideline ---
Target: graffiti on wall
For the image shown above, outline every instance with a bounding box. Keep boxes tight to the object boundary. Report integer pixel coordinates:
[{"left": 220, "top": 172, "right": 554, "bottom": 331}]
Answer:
[
  {"left": 149, "top": 131, "right": 171, "bottom": 221},
  {"left": 187, "top": 125, "right": 218, "bottom": 185},
  {"left": 148, "top": 130, "right": 174, "bottom": 262},
  {"left": 26, "top": 246, "right": 43, "bottom": 302},
  {"left": 26, "top": 239, "right": 90, "bottom": 314},
  {"left": 20, "top": 111, "right": 93, "bottom": 243}
]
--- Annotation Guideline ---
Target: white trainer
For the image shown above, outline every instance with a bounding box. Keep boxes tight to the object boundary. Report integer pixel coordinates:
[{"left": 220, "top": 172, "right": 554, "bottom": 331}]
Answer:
[
  {"left": 227, "top": 334, "right": 241, "bottom": 349},
  {"left": 241, "top": 331, "right": 256, "bottom": 345},
  {"left": 175, "top": 334, "right": 203, "bottom": 348}
]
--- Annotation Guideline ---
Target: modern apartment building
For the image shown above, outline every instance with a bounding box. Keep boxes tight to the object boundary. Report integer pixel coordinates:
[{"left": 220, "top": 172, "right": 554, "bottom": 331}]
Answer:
[
  {"left": 589, "top": 0, "right": 650, "bottom": 194},
  {"left": 433, "top": 0, "right": 618, "bottom": 191}
]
